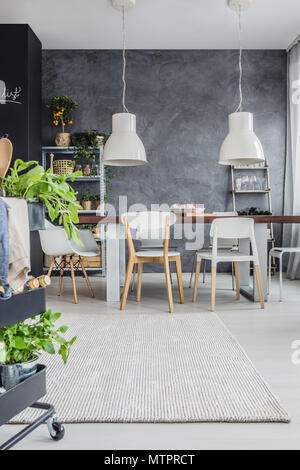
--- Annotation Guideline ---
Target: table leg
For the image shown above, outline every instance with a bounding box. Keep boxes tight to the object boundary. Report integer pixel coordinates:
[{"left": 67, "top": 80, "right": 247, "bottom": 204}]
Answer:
[
  {"left": 106, "top": 223, "right": 121, "bottom": 302},
  {"left": 119, "top": 224, "right": 126, "bottom": 288},
  {"left": 239, "top": 223, "right": 268, "bottom": 302}
]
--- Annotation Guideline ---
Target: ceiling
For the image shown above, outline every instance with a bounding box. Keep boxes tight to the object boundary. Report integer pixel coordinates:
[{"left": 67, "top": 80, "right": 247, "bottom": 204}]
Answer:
[{"left": 0, "top": 0, "right": 299, "bottom": 50}]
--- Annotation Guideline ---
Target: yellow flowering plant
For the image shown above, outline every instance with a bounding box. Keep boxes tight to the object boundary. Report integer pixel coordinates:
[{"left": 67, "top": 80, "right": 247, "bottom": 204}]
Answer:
[{"left": 46, "top": 95, "right": 78, "bottom": 133}]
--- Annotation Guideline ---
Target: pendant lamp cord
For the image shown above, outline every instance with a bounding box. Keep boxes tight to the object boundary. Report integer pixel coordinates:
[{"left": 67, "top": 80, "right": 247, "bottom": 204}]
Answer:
[
  {"left": 122, "top": 6, "right": 129, "bottom": 113},
  {"left": 234, "top": 5, "right": 243, "bottom": 113}
]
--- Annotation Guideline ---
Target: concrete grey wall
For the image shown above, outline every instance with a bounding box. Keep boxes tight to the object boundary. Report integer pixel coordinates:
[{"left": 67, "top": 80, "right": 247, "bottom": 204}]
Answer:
[{"left": 42, "top": 50, "right": 287, "bottom": 272}]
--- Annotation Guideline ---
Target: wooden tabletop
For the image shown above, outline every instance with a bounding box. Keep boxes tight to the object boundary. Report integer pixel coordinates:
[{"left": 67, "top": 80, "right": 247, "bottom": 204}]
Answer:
[{"left": 78, "top": 214, "right": 300, "bottom": 225}]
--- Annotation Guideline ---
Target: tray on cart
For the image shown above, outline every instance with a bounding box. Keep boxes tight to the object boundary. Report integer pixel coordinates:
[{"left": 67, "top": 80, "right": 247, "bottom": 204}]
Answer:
[
  {"left": 0, "top": 365, "right": 46, "bottom": 426},
  {"left": 0, "top": 288, "right": 46, "bottom": 329}
]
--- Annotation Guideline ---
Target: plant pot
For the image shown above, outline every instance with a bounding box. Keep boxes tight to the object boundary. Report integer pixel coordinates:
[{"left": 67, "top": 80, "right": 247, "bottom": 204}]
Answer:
[
  {"left": 82, "top": 164, "right": 91, "bottom": 176},
  {"left": 27, "top": 202, "right": 45, "bottom": 231},
  {"left": 82, "top": 201, "right": 92, "bottom": 211},
  {"left": 94, "top": 201, "right": 101, "bottom": 210},
  {"left": 96, "top": 135, "right": 104, "bottom": 146},
  {"left": 55, "top": 132, "right": 71, "bottom": 147},
  {"left": 0, "top": 357, "right": 38, "bottom": 391}
]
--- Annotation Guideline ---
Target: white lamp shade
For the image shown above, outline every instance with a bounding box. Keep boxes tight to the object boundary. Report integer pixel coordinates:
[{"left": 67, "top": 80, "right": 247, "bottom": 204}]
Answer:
[
  {"left": 103, "top": 113, "right": 148, "bottom": 166},
  {"left": 219, "top": 112, "right": 265, "bottom": 165}
]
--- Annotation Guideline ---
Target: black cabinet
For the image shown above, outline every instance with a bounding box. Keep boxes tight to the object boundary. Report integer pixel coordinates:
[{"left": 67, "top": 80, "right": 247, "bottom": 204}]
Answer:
[{"left": 0, "top": 25, "right": 41, "bottom": 163}]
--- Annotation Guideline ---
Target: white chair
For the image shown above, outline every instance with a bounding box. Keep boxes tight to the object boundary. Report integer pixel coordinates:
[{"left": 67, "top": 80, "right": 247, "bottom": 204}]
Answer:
[
  {"left": 269, "top": 247, "right": 300, "bottom": 301},
  {"left": 189, "top": 212, "right": 238, "bottom": 289},
  {"left": 193, "top": 217, "right": 264, "bottom": 312},
  {"left": 120, "top": 211, "right": 184, "bottom": 313},
  {"left": 39, "top": 223, "right": 100, "bottom": 304}
]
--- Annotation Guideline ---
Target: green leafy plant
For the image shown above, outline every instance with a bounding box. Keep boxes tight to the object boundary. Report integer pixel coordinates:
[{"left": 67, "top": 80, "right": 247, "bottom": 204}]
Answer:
[
  {"left": 72, "top": 129, "right": 109, "bottom": 163},
  {"left": 46, "top": 95, "right": 78, "bottom": 133},
  {"left": 0, "top": 309, "right": 77, "bottom": 365},
  {"left": 81, "top": 189, "right": 94, "bottom": 202},
  {"left": 0, "top": 159, "right": 83, "bottom": 246}
]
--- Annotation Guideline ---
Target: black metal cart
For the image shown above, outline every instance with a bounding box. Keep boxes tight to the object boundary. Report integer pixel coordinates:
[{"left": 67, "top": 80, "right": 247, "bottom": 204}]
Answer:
[{"left": 0, "top": 288, "right": 65, "bottom": 450}]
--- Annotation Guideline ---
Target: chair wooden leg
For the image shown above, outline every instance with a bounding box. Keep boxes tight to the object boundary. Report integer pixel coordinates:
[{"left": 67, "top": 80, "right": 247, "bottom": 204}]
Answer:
[
  {"left": 193, "top": 260, "right": 201, "bottom": 303},
  {"left": 254, "top": 265, "right": 265, "bottom": 309},
  {"left": 175, "top": 257, "right": 184, "bottom": 304},
  {"left": 234, "top": 262, "right": 240, "bottom": 300},
  {"left": 136, "top": 263, "right": 143, "bottom": 302},
  {"left": 211, "top": 266, "right": 217, "bottom": 312},
  {"left": 120, "top": 259, "right": 135, "bottom": 311},
  {"left": 79, "top": 257, "right": 95, "bottom": 298},
  {"left": 164, "top": 259, "right": 174, "bottom": 313},
  {"left": 70, "top": 257, "right": 78, "bottom": 304},
  {"left": 57, "top": 257, "right": 65, "bottom": 296},
  {"left": 47, "top": 257, "right": 55, "bottom": 278}
]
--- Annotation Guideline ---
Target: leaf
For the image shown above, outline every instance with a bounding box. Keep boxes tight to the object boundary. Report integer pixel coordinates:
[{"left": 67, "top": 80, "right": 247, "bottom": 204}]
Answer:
[
  {"left": 50, "top": 312, "right": 61, "bottom": 323},
  {"left": 58, "top": 326, "right": 68, "bottom": 333},
  {"left": 14, "top": 336, "right": 26, "bottom": 350},
  {"left": 43, "top": 342, "right": 55, "bottom": 354},
  {"left": 69, "top": 336, "right": 77, "bottom": 346}
]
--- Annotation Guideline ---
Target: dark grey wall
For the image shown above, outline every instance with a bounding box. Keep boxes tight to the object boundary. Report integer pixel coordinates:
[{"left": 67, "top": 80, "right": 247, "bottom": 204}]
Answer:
[{"left": 42, "top": 50, "right": 287, "bottom": 272}]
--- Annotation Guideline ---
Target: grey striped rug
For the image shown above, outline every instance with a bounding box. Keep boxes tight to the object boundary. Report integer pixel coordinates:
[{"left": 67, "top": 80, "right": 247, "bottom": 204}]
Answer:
[{"left": 11, "top": 313, "right": 289, "bottom": 424}]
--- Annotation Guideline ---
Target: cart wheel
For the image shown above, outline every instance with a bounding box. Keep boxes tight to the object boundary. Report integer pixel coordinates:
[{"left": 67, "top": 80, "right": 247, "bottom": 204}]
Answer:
[
  {"left": 47, "top": 415, "right": 65, "bottom": 442},
  {"left": 50, "top": 421, "right": 65, "bottom": 441}
]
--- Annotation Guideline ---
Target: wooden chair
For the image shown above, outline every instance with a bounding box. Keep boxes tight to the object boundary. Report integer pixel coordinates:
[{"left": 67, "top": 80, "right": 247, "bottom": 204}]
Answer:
[
  {"left": 120, "top": 211, "right": 184, "bottom": 313},
  {"left": 193, "top": 217, "right": 265, "bottom": 312}
]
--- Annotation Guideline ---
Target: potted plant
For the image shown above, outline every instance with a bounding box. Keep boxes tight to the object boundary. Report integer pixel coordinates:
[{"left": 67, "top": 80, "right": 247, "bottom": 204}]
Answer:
[
  {"left": 94, "top": 194, "right": 101, "bottom": 210},
  {"left": 0, "top": 309, "right": 76, "bottom": 391},
  {"left": 0, "top": 159, "right": 83, "bottom": 246},
  {"left": 72, "top": 130, "right": 109, "bottom": 176},
  {"left": 46, "top": 95, "right": 78, "bottom": 147},
  {"left": 81, "top": 189, "right": 94, "bottom": 211}
]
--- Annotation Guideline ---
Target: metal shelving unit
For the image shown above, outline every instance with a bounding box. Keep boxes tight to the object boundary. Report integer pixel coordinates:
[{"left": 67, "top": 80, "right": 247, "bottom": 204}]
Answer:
[
  {"left": 231, "top": 162, "right": 275, "bottom": 252},
  {"left": 41, "top": 146, "right": 106, "bottom": 277}
]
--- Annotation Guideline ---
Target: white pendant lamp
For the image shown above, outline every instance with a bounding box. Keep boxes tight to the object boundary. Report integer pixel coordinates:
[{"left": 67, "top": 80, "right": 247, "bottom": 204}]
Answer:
[
  {"left": 103, "top": 0, "right": 147, "bottom": 166},
  {"left": 219, "top": 0, "right": 265, "bottom": 166}
]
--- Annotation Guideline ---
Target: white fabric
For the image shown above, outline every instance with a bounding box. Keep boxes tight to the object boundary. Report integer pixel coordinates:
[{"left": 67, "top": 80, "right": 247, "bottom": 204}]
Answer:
[
  {"left": 284, "top": 42, "right": 300, "bottom": 279},
  {"left": 12, "top": 313, "right": 289, "bottom": 424},
  {"left": 136, "top": 250, "right": 179, "bottom": 258},
  {"left": 3, "top": 198, "right": 31, "bottom": 290}
]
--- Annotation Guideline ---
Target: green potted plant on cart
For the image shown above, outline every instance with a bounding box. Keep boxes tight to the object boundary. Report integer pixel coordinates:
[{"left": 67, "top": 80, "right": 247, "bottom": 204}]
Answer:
[
  {"left": 0, "top": 309, "right": 76, "bottom": 391},
  {"left": 46, "top": 95, "right": 78, "bottom": 147}
]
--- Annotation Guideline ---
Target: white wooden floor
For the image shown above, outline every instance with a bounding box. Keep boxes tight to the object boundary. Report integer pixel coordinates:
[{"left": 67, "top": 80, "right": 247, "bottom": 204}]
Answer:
[{"left": 1, "top": 273, "right": 300, "bottom": 450}]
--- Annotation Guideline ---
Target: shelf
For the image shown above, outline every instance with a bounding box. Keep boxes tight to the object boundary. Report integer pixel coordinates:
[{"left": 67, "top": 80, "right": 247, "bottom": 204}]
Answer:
[
  {"left": 233, "top": 166, "right": 269, "bottom": 171},
  {"left": 77, "top": 210, "right": 104, "bottom": 214},
  {"left": 66, "top": 176, "right": 100, "bottom": 182},
  {"left": 0, "top": 365, "right": 46, "bottom": 426},
  {"left": 0, "top": 288, "right": 46, "bottom": 329},
  {"left": 233, "top": 189, "right": 271, "bottom": 194},
  {"left": 42, "top": 146, "right": 103, "bottom": 153}
]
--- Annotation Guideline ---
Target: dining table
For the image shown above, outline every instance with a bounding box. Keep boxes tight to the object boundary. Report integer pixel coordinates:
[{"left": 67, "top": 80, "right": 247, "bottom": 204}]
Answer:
[{"left": 78, "top": 214, "right": 300, "bottom": 303}]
